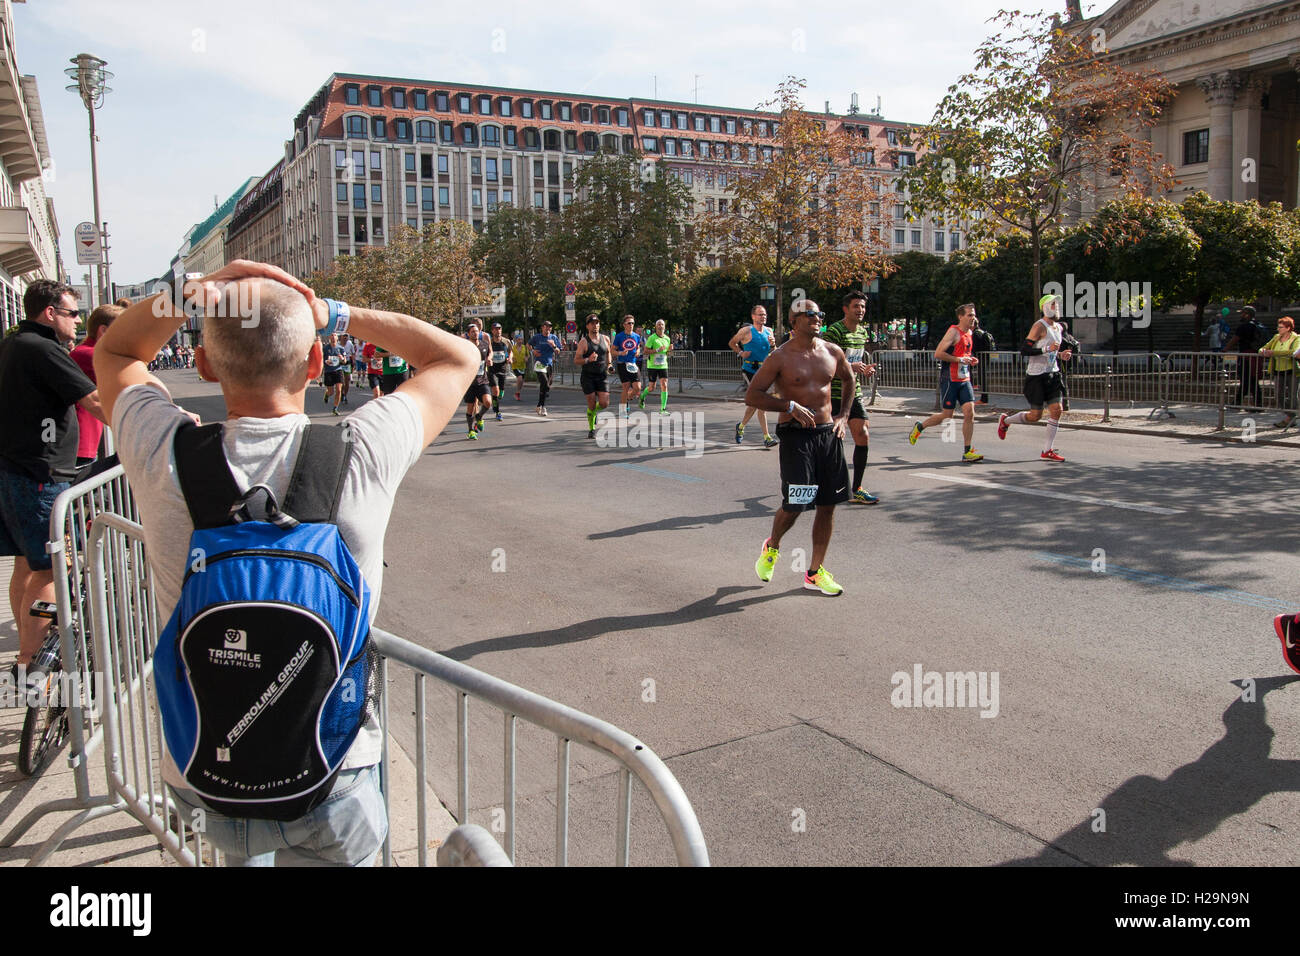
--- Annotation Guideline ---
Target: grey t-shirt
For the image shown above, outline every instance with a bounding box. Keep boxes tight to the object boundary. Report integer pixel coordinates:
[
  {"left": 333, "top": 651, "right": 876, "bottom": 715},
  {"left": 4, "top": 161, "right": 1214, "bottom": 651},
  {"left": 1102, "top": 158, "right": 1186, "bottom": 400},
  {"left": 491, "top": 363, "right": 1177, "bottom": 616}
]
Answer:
[{"left": 112, "top": 383, "right": 425, "bottom": 787}]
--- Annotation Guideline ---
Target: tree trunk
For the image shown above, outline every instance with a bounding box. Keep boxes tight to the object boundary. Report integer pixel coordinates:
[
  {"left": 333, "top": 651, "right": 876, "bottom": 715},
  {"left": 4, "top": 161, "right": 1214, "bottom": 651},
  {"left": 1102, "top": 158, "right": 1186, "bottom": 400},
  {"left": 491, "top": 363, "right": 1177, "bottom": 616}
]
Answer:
[{"left": 1193, "top": 294, "right": 1207, "bottom": 354}]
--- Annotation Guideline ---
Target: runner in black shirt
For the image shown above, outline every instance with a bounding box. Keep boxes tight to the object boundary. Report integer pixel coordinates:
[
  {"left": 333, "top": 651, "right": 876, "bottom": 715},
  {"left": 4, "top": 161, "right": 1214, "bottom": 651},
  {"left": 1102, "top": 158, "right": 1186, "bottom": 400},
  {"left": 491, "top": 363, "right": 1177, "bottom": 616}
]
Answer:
[{"left": 576, "top": 314, "right": 612, "bottom": 438}]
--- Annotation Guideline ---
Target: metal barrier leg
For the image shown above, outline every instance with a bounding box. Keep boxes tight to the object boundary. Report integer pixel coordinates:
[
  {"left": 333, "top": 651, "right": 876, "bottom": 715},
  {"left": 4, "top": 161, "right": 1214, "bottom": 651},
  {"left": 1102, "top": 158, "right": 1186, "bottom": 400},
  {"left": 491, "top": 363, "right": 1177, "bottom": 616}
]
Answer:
[
  {"left": 24, "top": 799, "right": 128, "bottom": 867},
  {"left": 555, "top": 736, "right": 570, "bottom": 867}
]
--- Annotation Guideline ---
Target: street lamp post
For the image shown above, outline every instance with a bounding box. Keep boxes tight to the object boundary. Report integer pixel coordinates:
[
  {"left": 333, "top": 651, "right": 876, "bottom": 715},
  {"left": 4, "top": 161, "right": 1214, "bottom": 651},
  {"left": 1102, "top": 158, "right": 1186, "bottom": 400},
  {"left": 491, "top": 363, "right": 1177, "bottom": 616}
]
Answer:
[{"left": 65, "top": 54, "right": 112, "bottom": 309}]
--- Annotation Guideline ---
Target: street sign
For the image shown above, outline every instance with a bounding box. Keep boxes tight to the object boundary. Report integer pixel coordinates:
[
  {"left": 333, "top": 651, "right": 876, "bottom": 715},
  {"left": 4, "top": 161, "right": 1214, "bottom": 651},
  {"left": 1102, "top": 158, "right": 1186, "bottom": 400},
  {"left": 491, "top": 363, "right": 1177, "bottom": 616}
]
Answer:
[
  {"left": 565, "top": 320, "right": 576, "bottom": 335},
  {"left": 564, "top": 281, "right": 576, "bottom": 296},
  {"left": 462, "top": 303, "right": 505, "bottom": 318},
  {"left": 75, "top": 222, "right": 100, "bottom": 265},
  {"left": 564, "top": 294, "right": 575, "bottom": 307}
]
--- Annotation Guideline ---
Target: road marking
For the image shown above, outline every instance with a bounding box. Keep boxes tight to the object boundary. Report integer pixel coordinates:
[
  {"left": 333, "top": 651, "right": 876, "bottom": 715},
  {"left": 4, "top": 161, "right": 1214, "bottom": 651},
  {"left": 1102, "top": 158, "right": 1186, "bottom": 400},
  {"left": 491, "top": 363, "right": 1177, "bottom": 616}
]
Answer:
[
  {"left": 914, "top": 471, "right": 1184, "bottom": 515},
  {"left": 1037, "top": 552, "right": 1290, "bottom": 611},
  {"left": 612, "top": 463, "right": 706, "bottom": 482}
]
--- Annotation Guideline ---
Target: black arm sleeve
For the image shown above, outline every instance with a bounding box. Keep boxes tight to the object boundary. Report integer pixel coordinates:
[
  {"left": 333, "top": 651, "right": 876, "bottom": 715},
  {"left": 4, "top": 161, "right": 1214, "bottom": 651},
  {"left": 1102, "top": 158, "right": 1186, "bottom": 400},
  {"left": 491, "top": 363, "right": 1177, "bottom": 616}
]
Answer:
[{"left": 1020, "top": 339, "right": 1044, "bottom": 357}]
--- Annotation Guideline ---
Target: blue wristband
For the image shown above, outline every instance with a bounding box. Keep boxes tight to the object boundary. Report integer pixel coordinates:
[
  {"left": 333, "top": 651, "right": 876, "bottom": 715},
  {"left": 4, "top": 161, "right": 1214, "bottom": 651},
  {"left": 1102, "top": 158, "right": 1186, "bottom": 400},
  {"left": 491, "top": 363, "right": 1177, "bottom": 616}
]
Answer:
[{"left": 321, "top": 299, "right": 351, "bottom": 336}]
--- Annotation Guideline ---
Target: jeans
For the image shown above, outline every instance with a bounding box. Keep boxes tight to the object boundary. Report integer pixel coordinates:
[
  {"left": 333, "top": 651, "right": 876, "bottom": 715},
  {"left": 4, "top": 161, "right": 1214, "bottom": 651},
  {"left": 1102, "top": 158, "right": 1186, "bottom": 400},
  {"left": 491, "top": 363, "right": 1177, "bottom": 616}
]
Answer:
[{"left": 169, "top": 764, "right": 387, "bottom": 867}]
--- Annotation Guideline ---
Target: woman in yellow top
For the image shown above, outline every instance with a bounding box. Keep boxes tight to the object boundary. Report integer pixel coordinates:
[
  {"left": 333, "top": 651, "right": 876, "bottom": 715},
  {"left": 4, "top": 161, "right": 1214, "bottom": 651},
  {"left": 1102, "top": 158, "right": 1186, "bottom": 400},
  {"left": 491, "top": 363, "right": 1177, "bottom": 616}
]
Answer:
[
  {"left": 510, "top": 330, "right": 530, "bottom": 401},
  {"left": 1260, "top": 316, "right": 1300, "bottom": 428}
]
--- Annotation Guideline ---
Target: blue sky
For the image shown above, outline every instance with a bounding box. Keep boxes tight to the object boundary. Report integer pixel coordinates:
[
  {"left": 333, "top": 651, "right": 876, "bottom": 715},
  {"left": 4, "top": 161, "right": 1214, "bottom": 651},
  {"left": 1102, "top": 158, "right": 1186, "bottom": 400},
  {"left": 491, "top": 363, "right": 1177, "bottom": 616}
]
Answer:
[{"left": 14, "top": 0, "right": 1093, "bottom": 282}]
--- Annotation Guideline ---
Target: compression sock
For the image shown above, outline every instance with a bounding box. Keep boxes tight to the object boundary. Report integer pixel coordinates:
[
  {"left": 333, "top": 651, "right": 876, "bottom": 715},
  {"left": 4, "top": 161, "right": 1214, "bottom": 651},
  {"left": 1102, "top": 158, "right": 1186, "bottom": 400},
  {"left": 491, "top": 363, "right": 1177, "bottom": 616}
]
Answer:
[
  {"left": 1005, "top": 412, "right": 1031, "bottom": 425},
  {"left": 587, "top": 407, "right": 597, "bottom": 430},
  {"left": 1044, "top": 418, "right": 1060, "bottom": 452},
  {"left": 853, "top": 445, "right": 869, "bottom": 491},
  {"left": 466, "top": 412, "right": 475, "bottom": 431},
  {"left": 660, "top": 390, "right": 668, "bottom": 412}
]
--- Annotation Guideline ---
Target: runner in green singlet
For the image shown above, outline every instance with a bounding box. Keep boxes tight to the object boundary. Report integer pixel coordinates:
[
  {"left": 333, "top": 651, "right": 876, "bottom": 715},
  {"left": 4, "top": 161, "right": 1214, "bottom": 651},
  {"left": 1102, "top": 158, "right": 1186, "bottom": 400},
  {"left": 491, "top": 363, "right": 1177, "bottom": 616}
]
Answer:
[
  {"left": 641, "top": 319, "right": 673, "bottom": 414},
  {"left": 821, "top": 291, "right": 879, "bottom": 504}
]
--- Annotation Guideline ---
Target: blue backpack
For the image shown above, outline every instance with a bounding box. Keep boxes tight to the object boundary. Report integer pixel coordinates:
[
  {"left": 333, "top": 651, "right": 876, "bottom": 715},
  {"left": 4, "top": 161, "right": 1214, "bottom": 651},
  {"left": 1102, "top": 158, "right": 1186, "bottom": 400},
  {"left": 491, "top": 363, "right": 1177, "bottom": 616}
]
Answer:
[{"left": 154, "top": 422, "right": 374, "bottom": 821}]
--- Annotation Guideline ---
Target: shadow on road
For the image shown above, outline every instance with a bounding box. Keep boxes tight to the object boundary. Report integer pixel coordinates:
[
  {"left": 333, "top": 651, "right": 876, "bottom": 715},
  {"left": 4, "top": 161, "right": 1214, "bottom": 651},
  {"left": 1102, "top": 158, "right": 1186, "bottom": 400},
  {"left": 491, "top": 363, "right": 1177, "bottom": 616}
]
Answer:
[
  {"left": 1003, "top": 675, "right": 1300, "bottom": 866},
  {"left": 440, "top": 585, "right": 800, "bottom": 661},
  {"left": 588, "top": 496, "right": 773, "bottom": 540}
]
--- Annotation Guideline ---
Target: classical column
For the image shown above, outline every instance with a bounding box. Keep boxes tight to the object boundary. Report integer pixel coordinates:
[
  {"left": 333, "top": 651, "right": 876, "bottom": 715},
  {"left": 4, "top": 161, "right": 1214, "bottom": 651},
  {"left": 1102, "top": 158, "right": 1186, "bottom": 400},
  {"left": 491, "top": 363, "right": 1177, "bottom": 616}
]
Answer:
[
  {"left": 1232, "top": 75, "right": 1268, "bottom": 202},
  {"left": 1197, "top": 71, "right": 1240, "bottom": 200}
]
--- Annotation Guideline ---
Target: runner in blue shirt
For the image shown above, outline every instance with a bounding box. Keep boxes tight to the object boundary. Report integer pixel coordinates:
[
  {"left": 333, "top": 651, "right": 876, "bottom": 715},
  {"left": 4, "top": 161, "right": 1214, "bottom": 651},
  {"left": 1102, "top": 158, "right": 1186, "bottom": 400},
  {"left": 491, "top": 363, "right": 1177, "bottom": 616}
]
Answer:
[
  {"left": 729, "top": 305, "right": 778, "bottom": 448},
  {"left": 612, "top": 315, "right": 644, "bottom": 418},
  {"left": 528, "top": 320, "right": 563, "bottom": 416}
]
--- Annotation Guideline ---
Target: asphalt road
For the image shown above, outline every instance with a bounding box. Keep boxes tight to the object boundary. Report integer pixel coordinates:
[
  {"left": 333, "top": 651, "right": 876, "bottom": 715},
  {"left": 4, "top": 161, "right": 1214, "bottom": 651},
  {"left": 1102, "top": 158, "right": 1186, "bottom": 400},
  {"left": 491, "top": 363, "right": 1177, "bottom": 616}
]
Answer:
[{"left": 159, "top": 371, "right": 1300, "bottom": 867}]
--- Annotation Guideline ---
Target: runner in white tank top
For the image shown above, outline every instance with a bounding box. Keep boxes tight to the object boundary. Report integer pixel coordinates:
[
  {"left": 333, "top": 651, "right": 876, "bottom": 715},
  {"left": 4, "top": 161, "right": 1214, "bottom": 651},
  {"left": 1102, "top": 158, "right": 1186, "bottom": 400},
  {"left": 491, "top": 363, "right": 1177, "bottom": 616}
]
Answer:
[{"left": 997, "top": 294, "right": 1072, "bottom": 462}]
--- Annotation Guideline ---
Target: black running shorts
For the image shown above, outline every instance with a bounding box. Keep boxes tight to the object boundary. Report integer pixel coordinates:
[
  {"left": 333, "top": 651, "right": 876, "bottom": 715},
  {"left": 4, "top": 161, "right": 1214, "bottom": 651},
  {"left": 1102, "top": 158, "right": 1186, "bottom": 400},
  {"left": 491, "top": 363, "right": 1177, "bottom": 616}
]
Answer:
[
  {"left": 830, "top": 394, "right": 867, "bottom": 421},
  {"left": 647, "top": 368, "right": 668, "bottom": 382},
  {"left": 581, "top": 372, "right": 609, "bottom": 395},
  {"left": 1023, "top": 371, "right": 1064, "bottom": 410},
  {"left": 616, "top": 363, "right": 641, "bottom": 384},
  {"left": 367, "top": 373, "right": 383, "bottom": 389},
  {"left": 463, "top": 381, "right": 491, "bottom": 404},
  {"left": 323, "top": 369, "right": 343, "bottom": 386},
  {"left": 776, "top": 422, "right": 850, "bottom": 513}
]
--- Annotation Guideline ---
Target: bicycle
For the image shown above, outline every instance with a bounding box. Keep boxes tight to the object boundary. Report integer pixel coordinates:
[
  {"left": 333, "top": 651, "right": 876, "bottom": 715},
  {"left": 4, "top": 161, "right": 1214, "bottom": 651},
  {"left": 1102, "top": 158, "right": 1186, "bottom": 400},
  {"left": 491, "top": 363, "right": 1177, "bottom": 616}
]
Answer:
[{"left": 16, "top": 590, "right": 94, "bottom": 777}]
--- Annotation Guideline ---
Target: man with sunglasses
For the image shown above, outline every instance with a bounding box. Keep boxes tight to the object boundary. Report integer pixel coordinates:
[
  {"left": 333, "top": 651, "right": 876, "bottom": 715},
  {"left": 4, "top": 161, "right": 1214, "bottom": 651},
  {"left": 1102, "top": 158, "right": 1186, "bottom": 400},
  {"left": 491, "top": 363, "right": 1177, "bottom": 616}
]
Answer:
[
  {"left": 746, "top": 299, "right": 855, "bottom": 596},
  {"left": 0, "top": 280, "right": 107, "bottom": 693}
]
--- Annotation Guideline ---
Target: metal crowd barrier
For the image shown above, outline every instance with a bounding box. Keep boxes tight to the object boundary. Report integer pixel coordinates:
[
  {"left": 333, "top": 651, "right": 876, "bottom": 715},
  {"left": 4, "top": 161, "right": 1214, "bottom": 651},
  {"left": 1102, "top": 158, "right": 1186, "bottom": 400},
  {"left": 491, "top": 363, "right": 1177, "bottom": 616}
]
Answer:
[
  {"left": 0, "top": 461, "right": 142, "bottom": 860},
  {"left": 1159, "top": 351, "right": 1298, "bottom": 426},
  {"left": 373, "top": 627, "right": 710, "bottom": 867},
  {"left": 16, "top": 508, "right": 708, "bottom": 867},
  {"left": 550, "top": 350, "right": 693, "bottom": 395}
]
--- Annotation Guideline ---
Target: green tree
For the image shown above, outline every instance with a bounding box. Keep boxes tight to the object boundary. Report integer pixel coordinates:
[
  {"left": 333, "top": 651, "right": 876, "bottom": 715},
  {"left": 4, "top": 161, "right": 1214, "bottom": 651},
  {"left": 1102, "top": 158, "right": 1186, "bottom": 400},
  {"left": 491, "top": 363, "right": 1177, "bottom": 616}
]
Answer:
[
  {"left": 899, "top": 10, "right": 1174, "bottom": 310},
  {"left": 474, "top": 205, "right": 563, "bottom": 329},
  {"left": 705, "top": 77, "right": 895, "bottom": 339},
  {"left": 879, "top": 251, "right": 944, "bottom": 347},
  {"left": 559, "top": 152, "right": 695, "bottom": 318}
]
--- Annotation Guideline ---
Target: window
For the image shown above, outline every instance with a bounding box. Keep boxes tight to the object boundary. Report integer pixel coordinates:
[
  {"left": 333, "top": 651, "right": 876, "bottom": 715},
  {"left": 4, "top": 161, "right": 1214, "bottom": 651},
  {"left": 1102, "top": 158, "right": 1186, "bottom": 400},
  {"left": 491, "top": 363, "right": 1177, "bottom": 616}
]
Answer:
[
  {"left": 660, "top": 111, "right": 671, "bottom": 128},
  {"left": 373, "top": 216, "right": 384, "bottom": 237},
  {"left": 698, "top": 142, "right": 709, "bottom": 159},
  {"left": 563, "top": 130, "right": 576, "bottom": 151},
  {"left": 407, "top": 217, "right": 417, "bottom": 228},
  {"left": 725, "top": 118, "right": 736, "bottom": 134},
  {"left": 562, "top": 161, "right": 572, "bottom": 180},
  {"left": 394, "top": 119, "right": 411, "bottom": 140},
  {"left": 644, "top": 109, "right": 657, "bottom": 127},
  {"left": 682, "top": 170, "right": 693, "bottom": 185},
  {"left": 421, "top": 186, "right": 434, "bottom": 211},
  {"left": 406, "top": 185, "right": 416, "bottom": 205},
  {"left": 524, "top": 128, "right": 539, "bottom": 149},
  {"left": 486, "top": 158, "right": 498, "bottom": 181},
  {"left": 471, "top": 156, "right": 481, "bottom": 176},
  {"left": 870, "top": 202, "right": 880, "bottom": 216},
  {"left": 886, "top": 128, "right": 898, "bottom": 146},
  {"left": 582, "top": 131, "right": 598, "bottom": 152},
  {"left": 718, "top": 199, "right": 728, "bottom": 213},
  {"left": 353, "top": 183, "right": 366, "bottom": 210},
  {"left": 748, "top": 145, "right": 757, "bottom": 161},
  {"left": 438, "top": 154, "right": 449, "bottom": 174},
  {"left": 500, "top": 98, "right": 512, "bottom": 117},
  {"left": 472, "top": 189, "right": 482, "bottom": 208},
  {"left": 911, "top": 229, "right": 921, "bottom": 246},
  {"left": 1183, "top": 128, "right": 1209, "bottom": 165},
  {"left": 346, "top": 115, "right": 366, "bottom": 138},
  {"left": 486, "top": 189, "right": 498, "bottom": 210},
  {"left": 563, "top": 192, "right": 572, "bottom": 205},
  {"left": 338, "top": 215, "right": 349, "bottom": 236},
  {"left": 544, "top": 129, "right": 559, "bottom": 150},
  {"left": 642, "top": 136, "right": 659, "bottom": 152},
  {"left": 438, "top": 187, "right": 449, "bottom": 206},
  {"left": 951, "top": 232, "right": 960, "bottom": 250},
  {"left": 355, "top": 218, "right": 367, "bottom": 242},
  {"left": 370, "top": 150, "right": 381, "bottom": 169},
  {"left": 533, "top": 159, "right": 543, "bottom": 179},
  {"left": 392, "top": 89, "right": 406, "bottom": 109},
  {"left": 503, "top": 189, "right": 513, "bottom": 205},
  {"left": 540, "top": 102, "right": 552, "bottom": 119},
  {"left": 665, "top": 139, "right": 677, "bottom": 156},
  {"left": 935, "top": 233, "right": 944, "bottom": 251},
  {"left": 598, "top": 106, "right": 610, "bottom": 124},
  {"left": 559, "top": 103, "right": 571, "bottom": 121},
  {"left": 335, "top": 148, "right": 347, "bottom": 168},
  {"left": 336, "top": 183, "right": 347, "bottom": 202},
  {"left": 344, "top": 84, "right": 360, "bottom": 106},
  {"left": 616, "top": 108, "right": 628, "bottom": 127},
  {"left": 416, "top": 120, "right": 434, "bottom": 142},
  {"left": 371, "top": 183, "right": 382, "bottom": 204},
  {"left": 421, "top": 154, "right": 433, "bottom": 178},
  {"left": 762, "top": 146, "right": 772, "bottom": 162},
  {"left": 413, "top": 90, "right": 427, "bottom": 110},
  {"left": 352, "top": 150, "right": 364, "bottom": 176},
  {"left": 896, "top": 151, "right": 915, "bottom": 168},
  {"left": 547, "top": 160, "right": 559, "bottom": 185},
  {"left": 478, "top": 95, "right": 492, "bottom": 115},
  {"left": 710, "top": 116, "right": 720, "bottom": 132},
  {"left": 533, "top": 191, "right": 543, "bottom": 208},
  {"left": 367, "top": 86, "right": 381, "bottom": 107},
  {"left": 458, "top": 94, "right": 471, "bottom": 113},
  {"left": 580, "top": 105, "right": 591, "bottom": 122},
  {"left": 503, "top": 158, "right": 512, "bottom": 177},
  {"left": 677, "top": 113, "right": 687, "bottom": 130},
  {"left": 758, "top": 121, "right": 768, "bottom": 136},
  {"left": 520, "top": 100, "right": 533, "bottom": 118},
  {"left": 440, "top": 121, "right": 453, "bottom": 143},
  {"left": 694, "top": 115, "right": 705, "bottom": 131},
  {"left": 549, "top": 192, "right": 559, "bottom": 212},
  {"left": 894, "top": 228, "right": 905, "bottom": 245},
  {"left": 730, "top": 144, "right": 740, "bottom": 160},
  {"left": 504, "top": 127, "right": 516, "bottom": 147},
  {"left": 371, "top": 117, "right": 386, "bottom": 139},
  {"left": 435, "top": 91, "right": 449, "bottom": 111},
  {"left": 462, "top": 124, "right": 477, "bottom": 145},
  {"left": 682, "top": 140, "right": 693, "bottom": 157}
]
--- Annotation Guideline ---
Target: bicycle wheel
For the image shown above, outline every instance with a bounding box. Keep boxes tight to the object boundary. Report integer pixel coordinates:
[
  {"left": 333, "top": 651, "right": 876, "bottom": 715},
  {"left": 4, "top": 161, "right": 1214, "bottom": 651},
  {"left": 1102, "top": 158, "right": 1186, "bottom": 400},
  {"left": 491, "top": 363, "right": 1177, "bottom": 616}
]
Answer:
[{"left": 18, "top": 694, "right": 67, "bottom": 777}]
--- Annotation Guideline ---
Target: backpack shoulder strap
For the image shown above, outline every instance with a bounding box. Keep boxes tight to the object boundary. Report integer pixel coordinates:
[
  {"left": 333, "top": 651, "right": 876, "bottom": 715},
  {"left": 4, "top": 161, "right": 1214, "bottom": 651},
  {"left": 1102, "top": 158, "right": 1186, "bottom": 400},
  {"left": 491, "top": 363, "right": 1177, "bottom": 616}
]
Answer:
[
  {"left": 173, "top": 422, "right": 244, "bottom": 529},
  {"left": 283, "top": 424, "right": 353, "bottom": 524}
]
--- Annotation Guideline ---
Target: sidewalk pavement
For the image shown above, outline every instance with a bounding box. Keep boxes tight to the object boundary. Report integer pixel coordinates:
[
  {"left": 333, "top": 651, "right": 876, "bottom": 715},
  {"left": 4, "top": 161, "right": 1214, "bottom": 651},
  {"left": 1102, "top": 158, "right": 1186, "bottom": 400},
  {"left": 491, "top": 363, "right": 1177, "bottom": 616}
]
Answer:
[
  {"left": 0, "top": 555, "right": 457, "bottom": 867},
  {"left": 550, "top": 376, "right": 1300, "bottom": 448}
]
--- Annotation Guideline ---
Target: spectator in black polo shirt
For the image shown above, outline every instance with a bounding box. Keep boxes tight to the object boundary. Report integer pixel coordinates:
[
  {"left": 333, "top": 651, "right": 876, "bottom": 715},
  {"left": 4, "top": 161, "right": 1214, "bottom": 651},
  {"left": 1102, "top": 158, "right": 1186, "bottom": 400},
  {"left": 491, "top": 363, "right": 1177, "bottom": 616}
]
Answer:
[{"left": 0, "top": 280, "right": 105, "bottom": 689}]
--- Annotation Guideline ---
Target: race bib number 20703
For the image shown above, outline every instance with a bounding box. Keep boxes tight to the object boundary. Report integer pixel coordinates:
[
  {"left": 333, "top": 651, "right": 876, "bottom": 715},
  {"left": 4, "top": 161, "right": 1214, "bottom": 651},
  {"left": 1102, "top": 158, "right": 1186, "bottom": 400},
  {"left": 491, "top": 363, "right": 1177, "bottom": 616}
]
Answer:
[{"left": 786, "top": 484, "right": 818, "bottom": 505}]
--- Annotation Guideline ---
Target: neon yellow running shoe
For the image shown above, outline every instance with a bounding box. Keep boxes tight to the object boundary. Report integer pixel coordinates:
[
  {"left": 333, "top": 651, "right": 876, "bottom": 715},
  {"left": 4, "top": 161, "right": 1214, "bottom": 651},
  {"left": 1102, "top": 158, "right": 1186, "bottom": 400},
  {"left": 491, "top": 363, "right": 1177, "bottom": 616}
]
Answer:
[
  {"left": 908, "top": 422, "right": 922, "bottom": 445},
  {"left": 961, "top": 449, "right": 984, "bottom": 462},
  {"left": 755, "top": 538, "right": 779, "bottom": 582},
  {"left": 803, "top": 566, "right": 844, "bottom": 596}
]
